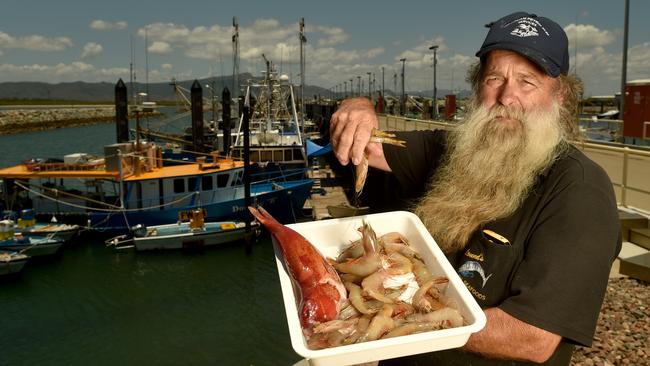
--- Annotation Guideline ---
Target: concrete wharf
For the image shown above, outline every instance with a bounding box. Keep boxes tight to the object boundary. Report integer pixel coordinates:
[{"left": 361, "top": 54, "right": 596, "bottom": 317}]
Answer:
[{"left": 304, "top": 160, "right": 354, "bottom": 220}]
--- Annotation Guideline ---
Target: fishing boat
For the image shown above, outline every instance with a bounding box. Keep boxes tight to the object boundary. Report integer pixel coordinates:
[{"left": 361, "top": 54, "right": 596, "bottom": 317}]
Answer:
[
  {"left": 326, "top": 204, "right": 370, "bottom": 219},
  {"left": 0, "top": 250, "right": 29, "bottom": 275},
  {"left": 231, "top": 57, "right": 307, "bottom": 170},
  {"left": 107, "top": 208, "right": 257, "bottom": 251},
  {"left": 0, "top": 226, "right": 64, "bottom": 257},
  {"left": 5, "top": 209, "right": 81, "bottom": 242},
  {"left": 0, "top": 140, "right": 312, "bottom": 233},
  {"left": 19, "top": 223, "right": 81, "bottom": 242}
]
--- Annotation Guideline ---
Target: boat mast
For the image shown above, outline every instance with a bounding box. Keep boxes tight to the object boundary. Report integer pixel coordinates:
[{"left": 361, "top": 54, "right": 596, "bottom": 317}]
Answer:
[
  {"left": 145, "top": 27, "right": 149, "bottom": 101},
  {"left": 232, "top": 17, "right": 240, "bottom": 102},
  {"left": 299, "top": 18, "right": 306, "bottom": 136},
  {"left": 261, "top": 54, "right": 272, "bottom": 132},
  {"left": 129, "top": 35, "right": 134, "bottom": 105}
]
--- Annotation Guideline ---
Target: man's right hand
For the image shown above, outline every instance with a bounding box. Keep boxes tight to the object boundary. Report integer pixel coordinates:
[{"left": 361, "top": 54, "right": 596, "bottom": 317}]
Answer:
[{"left": 330, "top": 97, "right": 387, "bottom": 169}]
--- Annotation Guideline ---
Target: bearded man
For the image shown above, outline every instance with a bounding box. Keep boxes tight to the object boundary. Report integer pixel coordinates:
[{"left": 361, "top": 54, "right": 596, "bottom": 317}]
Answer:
[{"left": 330, "top": 12, "right": 621, "bottom": 366}]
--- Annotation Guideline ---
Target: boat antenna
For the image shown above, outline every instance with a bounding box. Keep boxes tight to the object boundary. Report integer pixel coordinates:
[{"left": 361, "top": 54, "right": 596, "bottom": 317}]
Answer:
[
  {"left": 232, "top": 17, "right": 240, "bottom": 102},
  {"left": 145, "top": 26, "right": 149, "bottom": 101},
  {"left": 299, "top": 18, "right": 306, "bottom": 136},
  {"left": 261, "top": 53, "right": 272, "bottom": 132},
  {"left": 131, "top": 34, "right": 137, "bottom": 104},
  {"left": 129, "top": 35, "right": 134, "bottom": 105}
]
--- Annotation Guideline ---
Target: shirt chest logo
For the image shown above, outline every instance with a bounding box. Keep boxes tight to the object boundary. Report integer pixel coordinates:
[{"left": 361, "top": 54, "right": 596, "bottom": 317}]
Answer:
[{"left": 457, "top": 260, "right": 493, "bottom": 288}]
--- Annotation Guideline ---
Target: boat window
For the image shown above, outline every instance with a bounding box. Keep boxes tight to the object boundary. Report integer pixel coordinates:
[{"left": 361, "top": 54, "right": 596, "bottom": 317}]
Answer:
[
  {"left": 202, "top": 176, "right": 213, "bottom": 191},
  {"left": 274, "top": 150, "right": 284, "bottom": 161},
  {"left": 188, "top": 177, "right": 198, "bottom": 192},
  {"left": 216, "top": 173, "right": 230, "bottom": 188},
  {"left": 173, "top": 178, "right": 185, "bottom": 193},
  {"left": 261, "top": 150, "right": 273, "bottom": 162}
]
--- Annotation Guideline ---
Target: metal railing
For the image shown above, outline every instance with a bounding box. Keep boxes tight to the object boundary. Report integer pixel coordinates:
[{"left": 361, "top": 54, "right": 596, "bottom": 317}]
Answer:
[{"left": 378, "top": 114, "right": 650, "bottom": 214}]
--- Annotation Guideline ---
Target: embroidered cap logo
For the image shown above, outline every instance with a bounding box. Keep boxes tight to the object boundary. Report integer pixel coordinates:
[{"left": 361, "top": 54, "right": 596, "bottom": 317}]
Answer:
[{"left": 506, "top": 17, "right": 549, "bottom": 38}]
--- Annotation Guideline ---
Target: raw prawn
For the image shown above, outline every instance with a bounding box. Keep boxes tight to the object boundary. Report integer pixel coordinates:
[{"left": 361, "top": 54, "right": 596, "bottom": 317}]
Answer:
[
  {"left": 333, "top": 221, "right": 381, "bottom": 277},
  {"left": 355, "top": 129, "right": 406, "bottom": 197}
]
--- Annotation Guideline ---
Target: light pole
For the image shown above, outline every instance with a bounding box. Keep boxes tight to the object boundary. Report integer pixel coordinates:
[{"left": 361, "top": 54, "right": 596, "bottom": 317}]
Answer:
[
  {"left": 429, "top": 45, "right": 439, "bottom": 119},
  {"left": 620, "top": 0, "right": 630, "bottom": 119},
  {"left": 400, "top": 58, "right": 406, "bottom": 116},
  {"left": 381, "top": 66, "right": 385, "bottom": 100},
  {"left": 367, "top": 72, "right": 372, "bottom": 99},
  {"left": 357, "top": 76, "right": 361, "bottom": 96},
  {"left": 344, "top": 81, "right": 348, "bottom": 97},
  {"left": 393, "top": 72, "right": 397, "bottom": 97},
  {"left": 349, "top": 78, "right": 353, "bottom": 97}
]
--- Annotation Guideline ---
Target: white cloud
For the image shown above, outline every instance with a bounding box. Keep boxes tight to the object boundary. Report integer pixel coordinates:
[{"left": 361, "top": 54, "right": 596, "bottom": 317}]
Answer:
[
  {"left": 90, "top": 20, "right": 128, "bottom": 30},
  {"left": 364, "top": 47, "right": 385, "bottom": 58},
  {"left": 139, "top": 23, "right": 192, "bottom": 43},
  {"left": 564, "top": 23, "right": 615, "bottom": 49},
  {"left": 395, "top": 38, "right": 449, "bottom": 69},
  {"left": 137, "top": 18, "right": 360, "bottom": 66},
  {"left": 313, "top": 25, "right": 348, "bottom": 46},
  {"left": 81, "top": 42, "right": 103, "bottom": 59},
  {"left": 0, "top": 62, "right": 129, "bottom": 82},
  {"left": 0, "top": 31, "right": 73, "bottom": 51},
  {"left": 627, "top": 42, "right": 650, "bottom": 81},
  {"left": 569, "top": 42, "right": 650, "bottom": 96},
  {"left": 148, "top": 41, "right": 172, "bottom": 54},
  {"left": 161, "top": 63, "right": 173, "bottom": 71}
]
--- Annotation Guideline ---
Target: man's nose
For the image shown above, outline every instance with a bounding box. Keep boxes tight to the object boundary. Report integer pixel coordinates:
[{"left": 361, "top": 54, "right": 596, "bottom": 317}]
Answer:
[{"left": 497, "top": 80, "right": 519, "bottom": 107}]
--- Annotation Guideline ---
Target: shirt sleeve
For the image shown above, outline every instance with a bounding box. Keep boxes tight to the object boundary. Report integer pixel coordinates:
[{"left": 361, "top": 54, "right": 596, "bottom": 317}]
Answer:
[
  {"left": 498, "top": 161, "right": 621, "bottom": 346},
  {"left": 383, "top": 129, "right": 447, "bottom": 194}
]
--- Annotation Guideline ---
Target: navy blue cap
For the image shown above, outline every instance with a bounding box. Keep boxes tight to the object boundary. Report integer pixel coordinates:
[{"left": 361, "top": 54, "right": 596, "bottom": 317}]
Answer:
[{"left": 476, "top": 12, "right": 569, "bottom": 77}]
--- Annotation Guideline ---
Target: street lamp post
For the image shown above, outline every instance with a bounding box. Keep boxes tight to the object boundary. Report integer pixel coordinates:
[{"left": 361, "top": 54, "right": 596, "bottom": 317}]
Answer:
[
  {"left": 620, "top": 0, "right": 630, "bottom": 119},
  {"left": 429, "top": 45, "right": 439, "bottom": 120},
  {"left": 344, "top": 81, "right": 348, "bottom": 97},
  {"left": 367, "top": 72, "right": 372, "bottom": 99},
  {"left": 400, "top": 58, "right": 406, "bottom": 116},
  {"left": 357, "top": 76, "right": 361, "bottom": 96},
  {"left": 381, "top": 67, "right": 385, "bottom": 101}
]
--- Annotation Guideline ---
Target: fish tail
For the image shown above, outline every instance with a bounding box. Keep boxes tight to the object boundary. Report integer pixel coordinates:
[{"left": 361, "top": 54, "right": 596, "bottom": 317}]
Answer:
[
  {"left": 248, "top": 206, "right": 280, "bottom": 228},
  {"left": 481, "top": 273, "right": 493, "bottom": 288}
]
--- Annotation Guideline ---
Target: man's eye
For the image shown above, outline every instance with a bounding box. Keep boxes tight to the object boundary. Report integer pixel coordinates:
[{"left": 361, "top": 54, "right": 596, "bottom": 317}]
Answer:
[{"left": 522, "top": 79, "right": 537, "bottom": 87}]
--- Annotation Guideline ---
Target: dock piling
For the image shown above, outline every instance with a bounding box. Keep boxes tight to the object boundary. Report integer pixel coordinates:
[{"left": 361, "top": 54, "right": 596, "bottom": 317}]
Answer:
[
  {"left": 114, "top": 79, "right": 129, "bottom": 143},
  {"left": 222, "top": 87, "right": 231, "bottom": 155},
  {"left": 191, "top": 80, "right": 205, "bottom": 153}
]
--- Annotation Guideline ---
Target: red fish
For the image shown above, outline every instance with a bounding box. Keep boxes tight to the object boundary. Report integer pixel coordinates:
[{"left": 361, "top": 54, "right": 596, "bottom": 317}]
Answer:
[{"left": 248, "top": 206, "right": 346, "bottom": 335}]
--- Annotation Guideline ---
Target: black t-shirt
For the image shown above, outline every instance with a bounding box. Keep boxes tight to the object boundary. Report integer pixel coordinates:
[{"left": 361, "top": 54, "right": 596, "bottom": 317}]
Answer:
[{"left": 378, "top": 130, "right": 621, "bottom": 366}]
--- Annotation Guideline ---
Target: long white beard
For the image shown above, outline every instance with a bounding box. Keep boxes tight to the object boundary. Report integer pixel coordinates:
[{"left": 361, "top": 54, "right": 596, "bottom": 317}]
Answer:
[{"left": 414, "top": 101, "right": 567, "bottom": 253}]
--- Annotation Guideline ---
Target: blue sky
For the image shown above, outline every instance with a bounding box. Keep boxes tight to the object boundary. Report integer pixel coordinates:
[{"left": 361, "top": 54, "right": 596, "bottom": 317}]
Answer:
[{"left": 1, "top": 0, "right": 648, "bottom": 96}]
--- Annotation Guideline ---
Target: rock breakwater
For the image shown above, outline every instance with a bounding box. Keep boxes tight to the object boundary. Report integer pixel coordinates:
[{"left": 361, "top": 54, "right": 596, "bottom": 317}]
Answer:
[{"left": 0, "top": 106, "right": 115, "bottom": 134}]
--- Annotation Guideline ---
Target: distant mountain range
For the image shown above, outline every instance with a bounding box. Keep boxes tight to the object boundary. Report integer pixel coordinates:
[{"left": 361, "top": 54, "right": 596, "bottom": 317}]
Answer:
[{"left": 0, "top": 73, "right": 469, "bottom": 102}]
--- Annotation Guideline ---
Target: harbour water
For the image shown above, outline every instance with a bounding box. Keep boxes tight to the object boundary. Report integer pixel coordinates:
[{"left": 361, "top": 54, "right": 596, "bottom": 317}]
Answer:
[{"left": 0, "top": 122, "right": 301, "bottom": 366}]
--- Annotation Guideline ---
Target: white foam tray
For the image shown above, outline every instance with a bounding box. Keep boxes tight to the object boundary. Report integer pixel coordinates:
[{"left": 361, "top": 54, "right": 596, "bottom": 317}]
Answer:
[{"left": 275, "top": 211, "right": 486, "bottom": 366}]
